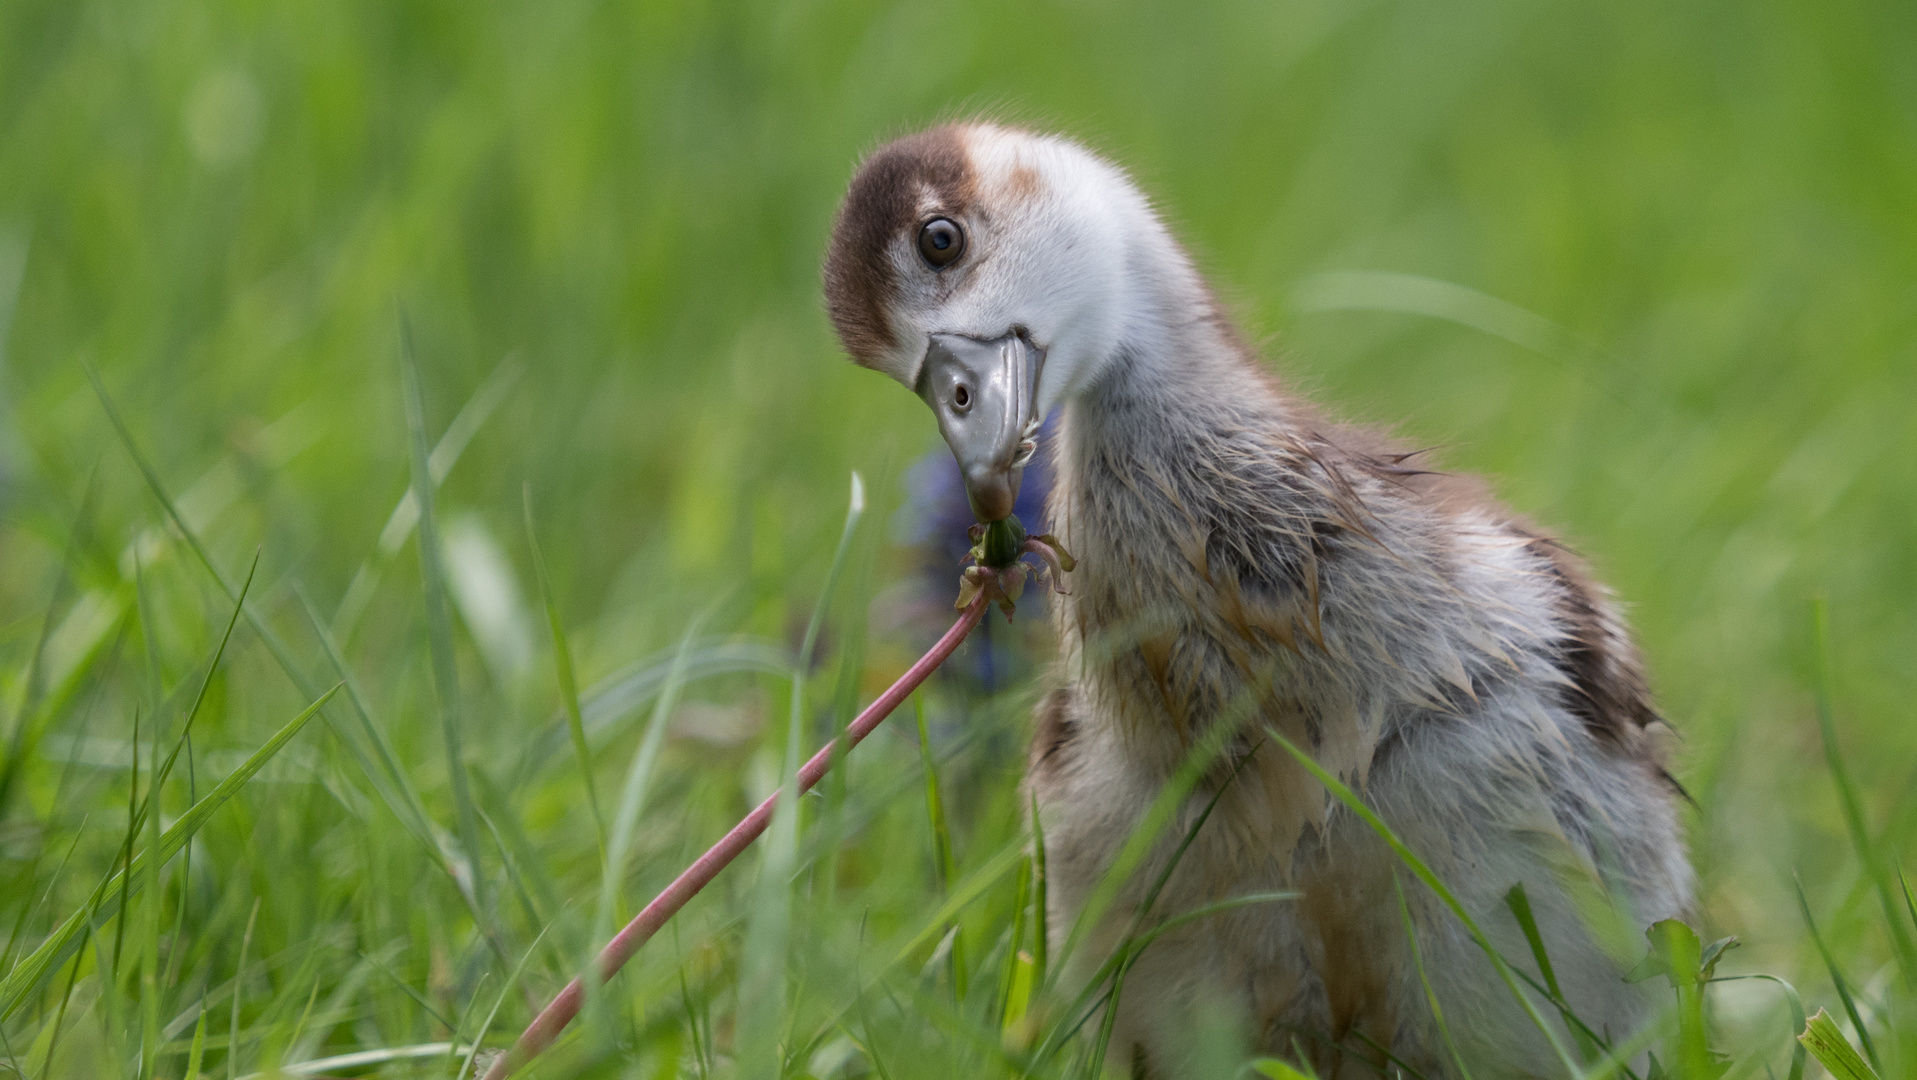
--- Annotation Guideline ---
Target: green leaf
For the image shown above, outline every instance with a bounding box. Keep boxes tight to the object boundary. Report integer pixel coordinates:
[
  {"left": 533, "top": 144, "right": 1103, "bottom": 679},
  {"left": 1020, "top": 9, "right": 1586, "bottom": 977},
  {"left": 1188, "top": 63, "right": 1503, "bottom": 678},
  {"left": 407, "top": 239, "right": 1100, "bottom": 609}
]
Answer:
[
  {"left": 1000, "top": 950, "right": 1035, "bottom": 1037},
  {"left": 1629, "top": 920, "right": 1701, "bottom": 988},
  {"left": 1628, "top": 920, "right": 1722, "bottom": 1077},
  {"left": 1253, "top": 1058, "right": 1317, "bottom": 1080},
  {"left": 1696, "top": 935, "right": 1739, "bottom": 981},
  {"left": 1798, "top": 1009, "right": 1880, "bottom": 1080}
]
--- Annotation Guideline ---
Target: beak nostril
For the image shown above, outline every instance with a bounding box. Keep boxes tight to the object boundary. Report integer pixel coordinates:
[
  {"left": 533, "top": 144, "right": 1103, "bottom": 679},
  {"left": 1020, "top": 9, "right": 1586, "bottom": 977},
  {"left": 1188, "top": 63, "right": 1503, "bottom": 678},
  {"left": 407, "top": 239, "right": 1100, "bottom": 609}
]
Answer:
[{"left": 954, "top": 385, "right": 971, "bottom": 410}]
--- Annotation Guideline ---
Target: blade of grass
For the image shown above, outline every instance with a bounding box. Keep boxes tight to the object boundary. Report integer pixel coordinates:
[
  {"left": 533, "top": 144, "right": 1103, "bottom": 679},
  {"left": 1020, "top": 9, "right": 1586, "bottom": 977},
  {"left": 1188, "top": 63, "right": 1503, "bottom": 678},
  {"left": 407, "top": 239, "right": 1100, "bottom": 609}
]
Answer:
[
  {"left": 185, "top": 1001, "right": 208, "bottom": 1080},
  {"left": 852, "top": 916, "right": 894, "bottom": 1080},
  {"left": 1799, "top": 1008, "right": 1880, "bottom": 1080},
  {"left": 287, "top": 949, "right": 387, "bottom": 1063},
  {"left": 459, "top": 925, "right": 552, "bottom": 1080},
  {"left": 1505, "top": 883, "right": 1562, "bottom": 1001},
  {"left": 363, "top": 949, "right": 457, "bottom": 1032},
  {"left": 1346, "top": 1028, "right": 1434, "bottom": 1080},
  {"left": 131, "top": 547, "right": 164, "bottom": 1079},
  {"left": 1000, "top": 854, "right": 1032, "bottom": 1032},
  {"left": 40, "top": 919, "right": 92, "bottom": 1074},
  {"left": 294, "top": 583, "right": 513, "bottom": 974},
  {"left": 598, "top": 620, "right": 701, "bottom": 925},
  {"left": 1709, "top": 975, "right": 1805, "bottom": 1080},
  {"left": 889, "top": 844, "right": 1025, "bottom": 968},
  {"left": 1086, "top": 892, "right": 1298, "bottom": 1079},
  {"left": 674, "top": 923, "right": 711, "bottom": 1080},
  {"left": 1045, "top": 892, "right": 1298, "bottom": 1076},
  {"left": 112, "top": 707, "right": 141, "bottom": 979},
  {"left": 2, "top": 818, "right": 88, "bottom": 978},
  {"left": 296, "top": 582, "right": 536, "bottom": 983},
  {"left": 914, "top": 692, "right": 966, "bottom": 998},
  {"left": 1081, "top": 756, "right": 1266, "bottom": 1077},
  {"left": 141, "top": 550, "right": 258, "bottom": 1071},
  {"left": 512, "top": 638, "right": 791, "bottom": 787},
  {"left": 105, "top": 551, "right": 264, "bottom": 960},
  {"left": 523, "top": 483, "right": 608, "bottom": 874},
  {"left": 140, "top": 672, "right": 163, "bottom": 1080},
  {"left": 0, "top": 688, "right": 336, "bottom": 1020},
  {"left": 1507, "top": 968, "right": 1631, "bottom": 1077},
  {"left": 228, "top": 898, "right": 259, "bottom": 1080},
  {"left": 289, "top": 582, "right": 438, "bottom": 852},
  {"left": 399, "top": 314, "right": 487, "bottom": 919},
  {"left": 1032, "top": 791, "right": 1048, "bottom": 993},
  {"left": 442, "top": 973, "right": 494, "bottom": 1076},
  {"left": 474, "top": 801, "right": 564, "bottom": 999},
  {"left": 1579, "top": 1009, "right": 1679, "bottom": 1080},
  {"left": 333, "top": 353, "right": 521, "bottom": 642},
  {"left": 585, "top": 616, "right": 702, "bottom": 1035},
  {"left": 878, "top": 976, "right": 1038, "bottom": 1078},
  {"left": 1902, "top": 870, "right": 1917, "bottom": 940},
  {"left": 1399, "top": 875, "right": 1475, "bottom": 1080},
  {"left": 1045, "top": 714, "right": 1239, "bottom": 992},
  {"left": 1792, "top": 873, "right": 1879, "bottom": 1070},
  {"left": 231, "top": 1041, "right": 469, "bottom": 1079},
  {"left": 280, "top": 977, "right": 322, "bottom": 1072},
  {"left": 0, "top": 465, "right": 99, "bottom": 820},
  {"left": 1266, "top": 725, "right": 1583, "bottom": 1077},
  {"left": 1506, "top": 883, "right": 1604, "bottom": 1064},
  {"left": 1043, "top": 671, "right": 1286, "bottom": 1015},
  {"left": 1031, "top": 746, "right": 1260, "bottom": 1076},
  {"left": 1808, "top": 597, "right": 1917, "bottom": 986},
  {"left": 740, "top": 472, "right": 866, "bottom": 1077},
  {"left": 163, "top": 728, "right": 195, "bottom": 990}
]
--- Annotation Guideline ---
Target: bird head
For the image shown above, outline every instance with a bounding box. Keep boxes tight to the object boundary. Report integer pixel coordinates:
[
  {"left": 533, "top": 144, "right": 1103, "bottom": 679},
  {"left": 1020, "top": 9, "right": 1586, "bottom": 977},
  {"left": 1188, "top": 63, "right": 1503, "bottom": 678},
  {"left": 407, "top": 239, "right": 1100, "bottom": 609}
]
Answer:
[{"left": 823, "top": 123, "right": 1165, "bottom": 522}]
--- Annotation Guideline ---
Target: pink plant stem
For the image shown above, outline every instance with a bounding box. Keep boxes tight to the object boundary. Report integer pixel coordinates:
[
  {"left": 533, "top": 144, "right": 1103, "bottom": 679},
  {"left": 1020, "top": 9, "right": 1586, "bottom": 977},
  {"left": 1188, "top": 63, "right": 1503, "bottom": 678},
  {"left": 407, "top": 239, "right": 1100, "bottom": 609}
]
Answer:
[{"left": 483, "top": 597, "right": 989, "bottom": 1080}]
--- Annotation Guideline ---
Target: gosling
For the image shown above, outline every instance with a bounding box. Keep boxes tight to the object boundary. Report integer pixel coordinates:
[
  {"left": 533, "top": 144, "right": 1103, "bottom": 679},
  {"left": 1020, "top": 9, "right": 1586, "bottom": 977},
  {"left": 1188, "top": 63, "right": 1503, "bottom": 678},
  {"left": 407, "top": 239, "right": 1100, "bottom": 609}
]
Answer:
[{"left": 823, "top": 123, "right": 1692, "bottom": 1078}]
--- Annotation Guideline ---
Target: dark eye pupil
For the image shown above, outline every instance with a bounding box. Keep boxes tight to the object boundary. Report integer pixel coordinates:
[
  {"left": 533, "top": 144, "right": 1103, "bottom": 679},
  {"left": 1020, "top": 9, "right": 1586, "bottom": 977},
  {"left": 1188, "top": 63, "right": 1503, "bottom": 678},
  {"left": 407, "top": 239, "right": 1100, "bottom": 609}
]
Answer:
[{"left": 918, "top": 218, "right": 966, "bottom": 268}]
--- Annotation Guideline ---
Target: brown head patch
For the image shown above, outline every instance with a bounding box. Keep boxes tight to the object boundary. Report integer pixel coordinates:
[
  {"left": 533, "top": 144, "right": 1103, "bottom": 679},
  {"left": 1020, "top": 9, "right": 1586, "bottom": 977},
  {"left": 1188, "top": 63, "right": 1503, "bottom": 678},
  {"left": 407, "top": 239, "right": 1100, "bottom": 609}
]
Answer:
[{"left": 823, "top": 125, "right": 977, "bottom": 367}]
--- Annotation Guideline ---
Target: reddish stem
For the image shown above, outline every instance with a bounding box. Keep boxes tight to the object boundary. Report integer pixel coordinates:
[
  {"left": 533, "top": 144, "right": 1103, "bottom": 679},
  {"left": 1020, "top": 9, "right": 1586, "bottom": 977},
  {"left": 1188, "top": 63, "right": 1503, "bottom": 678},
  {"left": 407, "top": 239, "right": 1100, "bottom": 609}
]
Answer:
[{"left": 482, "top": 597, "right": 989, "bottom": 1079}]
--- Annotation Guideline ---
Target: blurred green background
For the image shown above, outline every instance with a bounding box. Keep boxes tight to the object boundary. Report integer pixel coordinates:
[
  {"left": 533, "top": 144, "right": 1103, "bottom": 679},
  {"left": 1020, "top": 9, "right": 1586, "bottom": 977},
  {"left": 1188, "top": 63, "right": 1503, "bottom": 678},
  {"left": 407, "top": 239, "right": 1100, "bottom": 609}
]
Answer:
[{"left": 1, "top": 0, "right": 1914, "bottom": 1074}]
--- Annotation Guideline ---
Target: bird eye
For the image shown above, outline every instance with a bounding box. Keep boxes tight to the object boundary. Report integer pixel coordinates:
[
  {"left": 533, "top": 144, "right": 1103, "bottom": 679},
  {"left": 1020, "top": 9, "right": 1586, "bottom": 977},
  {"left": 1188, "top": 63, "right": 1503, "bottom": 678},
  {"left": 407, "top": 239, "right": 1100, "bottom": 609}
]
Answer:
[
  {"left": 917, "top": 218, "right": 966, "bottom": 268},
  {"left": 953, "top": 384, "right": 971, "bottom": 410}
]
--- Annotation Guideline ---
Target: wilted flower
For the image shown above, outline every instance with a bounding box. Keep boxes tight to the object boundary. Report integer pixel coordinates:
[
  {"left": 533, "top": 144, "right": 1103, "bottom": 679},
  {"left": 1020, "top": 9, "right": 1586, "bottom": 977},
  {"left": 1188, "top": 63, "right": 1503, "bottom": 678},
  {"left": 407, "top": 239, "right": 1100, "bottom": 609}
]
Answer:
[{"left": 954, "top": 516, "right": 1076, "bottom": 619}]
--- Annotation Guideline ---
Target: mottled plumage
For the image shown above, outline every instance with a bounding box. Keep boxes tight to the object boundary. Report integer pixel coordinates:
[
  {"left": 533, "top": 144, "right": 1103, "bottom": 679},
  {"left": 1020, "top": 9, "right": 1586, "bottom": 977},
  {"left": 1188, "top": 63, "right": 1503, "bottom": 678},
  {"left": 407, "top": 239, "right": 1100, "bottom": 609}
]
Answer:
[{"left": 825, "top": 122, "right": 1691, "bottom": 1078}]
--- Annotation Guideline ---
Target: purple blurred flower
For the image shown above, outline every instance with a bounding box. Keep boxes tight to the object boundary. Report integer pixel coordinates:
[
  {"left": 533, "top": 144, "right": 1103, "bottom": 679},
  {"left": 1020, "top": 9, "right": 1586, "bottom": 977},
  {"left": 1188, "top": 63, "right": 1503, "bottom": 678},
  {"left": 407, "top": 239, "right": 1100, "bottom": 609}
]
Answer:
[{"left": 891, "top": 411, "right": 1059, "bottom": 694}]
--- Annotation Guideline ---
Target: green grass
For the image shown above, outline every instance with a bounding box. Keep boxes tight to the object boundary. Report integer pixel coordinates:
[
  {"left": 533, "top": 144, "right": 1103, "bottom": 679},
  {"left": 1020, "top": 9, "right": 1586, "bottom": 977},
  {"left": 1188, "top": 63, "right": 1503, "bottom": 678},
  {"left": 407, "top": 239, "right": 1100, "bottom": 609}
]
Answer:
[{"left": 1, "top": 0, "right": 1915, "bottom": 1076}]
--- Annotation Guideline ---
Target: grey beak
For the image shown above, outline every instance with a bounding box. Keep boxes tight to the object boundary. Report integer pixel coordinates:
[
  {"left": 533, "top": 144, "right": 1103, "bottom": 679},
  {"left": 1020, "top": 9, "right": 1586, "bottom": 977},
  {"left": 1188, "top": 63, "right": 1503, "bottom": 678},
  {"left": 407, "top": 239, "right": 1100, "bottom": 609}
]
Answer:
[{"left": 917, "top": 330, "right": 1045, "bottom": 523}]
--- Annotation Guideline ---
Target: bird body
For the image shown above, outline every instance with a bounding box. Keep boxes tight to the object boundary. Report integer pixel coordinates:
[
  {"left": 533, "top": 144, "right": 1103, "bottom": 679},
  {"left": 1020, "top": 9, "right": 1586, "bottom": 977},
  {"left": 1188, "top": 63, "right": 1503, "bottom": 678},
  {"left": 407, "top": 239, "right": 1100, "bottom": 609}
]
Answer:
[{"left": 825, "top": 123, "right": 1692, "bottom": 1077}]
